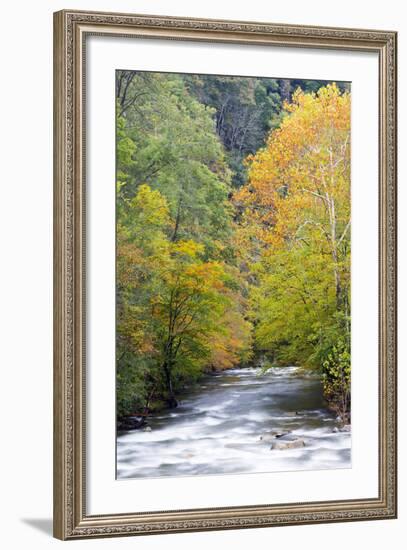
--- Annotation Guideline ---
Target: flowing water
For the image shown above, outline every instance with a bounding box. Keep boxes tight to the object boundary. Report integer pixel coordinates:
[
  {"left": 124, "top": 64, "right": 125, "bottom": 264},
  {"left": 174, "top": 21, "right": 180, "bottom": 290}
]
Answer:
[{"left": 116, "top": 366, "right": 351, "bottom": 479}]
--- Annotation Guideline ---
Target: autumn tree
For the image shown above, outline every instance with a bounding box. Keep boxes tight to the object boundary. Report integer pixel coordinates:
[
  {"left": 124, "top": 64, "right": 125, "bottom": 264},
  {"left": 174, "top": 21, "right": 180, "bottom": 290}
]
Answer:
[
  {"left": 116, "top": 72, "right": 233, "bottom": 255},
  {"left": 116, "top": 185, "right": 171, "bottom": 416},
  {"left": 116, "top": 71, "right": 351, "bottom": 422},
  {"left": 153, "top": 240, "right": 241, "bottom": 407},
  {"left": 117, "top": 184, "right": 251, "bottom": 412},
  {"left": 236, "top": 84, "right": 351, "bottom": 416}
]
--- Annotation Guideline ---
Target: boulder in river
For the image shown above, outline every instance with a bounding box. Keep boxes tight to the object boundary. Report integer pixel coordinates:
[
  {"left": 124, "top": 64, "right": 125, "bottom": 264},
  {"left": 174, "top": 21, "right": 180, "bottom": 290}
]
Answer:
[
  {"left": 118, "top": 416, "right": 145, "bottom": 431},
  {"left": 143, "top": 426, "right": 152, "bottom": 432},
  {"left": 271, "top": 438, "right": 305, "bottom": 450},
  {"left": 332, "top": 424, "right": 351, "bottom": 433},
  {"left": 260, "top": 430, "right": 291, "bottom": 442},
  {"left": 275, "top": 431, "right": 291, "bottom": 438}
]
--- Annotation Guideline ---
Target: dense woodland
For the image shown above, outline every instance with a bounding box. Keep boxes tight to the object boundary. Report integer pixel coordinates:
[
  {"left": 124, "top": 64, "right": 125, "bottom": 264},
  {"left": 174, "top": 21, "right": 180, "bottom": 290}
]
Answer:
[{"left": 116, "top": 71, "right": 351, "bottom": 425}]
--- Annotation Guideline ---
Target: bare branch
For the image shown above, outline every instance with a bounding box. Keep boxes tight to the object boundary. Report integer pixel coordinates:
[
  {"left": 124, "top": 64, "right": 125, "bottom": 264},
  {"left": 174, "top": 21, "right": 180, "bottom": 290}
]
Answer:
[{"left": 337, "top": 219, "right": 351, "bottom": 247}]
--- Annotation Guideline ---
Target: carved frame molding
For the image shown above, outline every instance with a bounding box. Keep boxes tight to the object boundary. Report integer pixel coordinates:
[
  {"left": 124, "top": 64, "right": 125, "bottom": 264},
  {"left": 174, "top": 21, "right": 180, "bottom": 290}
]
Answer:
[{"left": 53, "top": 10, "right": 397, "bottom": 540}]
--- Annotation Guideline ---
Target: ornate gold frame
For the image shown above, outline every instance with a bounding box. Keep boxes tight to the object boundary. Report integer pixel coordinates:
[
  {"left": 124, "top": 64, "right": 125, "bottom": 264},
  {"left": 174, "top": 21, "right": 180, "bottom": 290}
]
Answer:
[{"left": 53, "top": 9, "right": 397, "bottom": 540}]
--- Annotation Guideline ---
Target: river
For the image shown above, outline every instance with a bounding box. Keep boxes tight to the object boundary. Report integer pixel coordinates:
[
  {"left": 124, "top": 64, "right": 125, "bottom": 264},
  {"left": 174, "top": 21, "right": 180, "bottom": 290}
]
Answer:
[{"left": 116, "top": 366, "right": 351, "bottom": 479}]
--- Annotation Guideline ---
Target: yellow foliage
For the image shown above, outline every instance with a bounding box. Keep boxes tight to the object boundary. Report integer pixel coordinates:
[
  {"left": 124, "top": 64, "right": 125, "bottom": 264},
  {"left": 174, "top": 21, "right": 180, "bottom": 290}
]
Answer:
[
  {"left": 235, "top": 83, "right": 350, "bottom": 254},
  {"left": 171, "top": 239, "right": 204, "bottom": 258},
  {"left": 131, "top": 184, "right": 170, "bottom": 227}
]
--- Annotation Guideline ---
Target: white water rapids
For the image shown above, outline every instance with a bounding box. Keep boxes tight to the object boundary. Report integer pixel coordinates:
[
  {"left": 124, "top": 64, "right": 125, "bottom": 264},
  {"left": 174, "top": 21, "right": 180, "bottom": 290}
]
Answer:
[{"left": 117, "top": 366, "right": 351, "bottom": 479}]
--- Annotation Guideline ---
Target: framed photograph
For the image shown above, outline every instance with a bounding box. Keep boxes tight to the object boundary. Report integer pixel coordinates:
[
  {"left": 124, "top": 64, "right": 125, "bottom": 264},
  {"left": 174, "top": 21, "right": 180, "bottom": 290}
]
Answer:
[{"left": 53, "top": 9, "right": 397, "bottom": 540}]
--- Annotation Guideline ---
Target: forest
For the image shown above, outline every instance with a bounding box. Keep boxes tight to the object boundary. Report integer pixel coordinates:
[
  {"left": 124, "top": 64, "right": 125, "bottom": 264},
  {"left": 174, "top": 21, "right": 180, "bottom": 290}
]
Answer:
[{"left": 116, "top": 71, "right": 351, "bottom": 430}]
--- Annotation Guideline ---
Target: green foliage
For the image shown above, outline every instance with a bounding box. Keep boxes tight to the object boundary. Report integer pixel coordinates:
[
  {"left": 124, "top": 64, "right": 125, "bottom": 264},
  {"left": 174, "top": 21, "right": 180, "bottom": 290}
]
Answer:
[
  {"left": 115, "top": 71, "right": 253, "bottom": 415},
  {"left": 116, "top": 72, "right": 233, "bottom": 253},
  {"left": 117, "top": 181, "right": 251, "bottom": 413},
  {"left": 116, "top": 71, "right": 351, "bottom": 421},
  {"left": 251, "top": 245, "right": 337, "bottom": 368},
  {"left": 236, "top": 84, "right": 351, "bottom": 416},
  {"left": 321, "top": 335, "right": 351, "bottom": 421},
  {"left": 184, "top": 75, "right": 283, "bottom": 187}
]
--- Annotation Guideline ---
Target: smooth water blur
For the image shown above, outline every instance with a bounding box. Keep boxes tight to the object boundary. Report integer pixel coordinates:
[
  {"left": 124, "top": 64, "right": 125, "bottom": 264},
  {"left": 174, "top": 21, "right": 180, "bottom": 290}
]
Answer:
[{"left": 116, "top": 366, "right": 351, "bottom": 479}]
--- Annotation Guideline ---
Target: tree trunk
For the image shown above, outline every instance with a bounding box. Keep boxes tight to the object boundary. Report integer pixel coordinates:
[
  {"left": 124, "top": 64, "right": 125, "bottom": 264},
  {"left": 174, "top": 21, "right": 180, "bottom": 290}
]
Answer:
[
  {"left": 163, "top": 362, "right": 178, "bottom": 408},
  {"left": 327, "top": 196, "right": 343, "bottom": 309},
  {"left": 171, "top": 196, "right": 182, "bottom": 242}
]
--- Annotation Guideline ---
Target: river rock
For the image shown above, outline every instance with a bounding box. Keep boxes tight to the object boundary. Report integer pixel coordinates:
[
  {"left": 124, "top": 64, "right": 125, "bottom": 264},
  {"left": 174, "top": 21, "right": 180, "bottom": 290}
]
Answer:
[
  {"left": 260, "top": 430, "right": 291, "bottom": 442},
  {"left": 118, "top": 416, "right": 145, "bottom": 430},
  {"left": 143, "top": 426, "right": 152, "bottom": 432},
  {"left": 271, "top": 438, "right": 305, "bottom": 450},
  {"left": 340, "top": 424, "right": 351, "bottom": 432},
  {"left": 333, "top": 424, "right": 351, "bottom": 433},
  {"left": 275, "top": 431, "right": 292, "bottom": 438}
]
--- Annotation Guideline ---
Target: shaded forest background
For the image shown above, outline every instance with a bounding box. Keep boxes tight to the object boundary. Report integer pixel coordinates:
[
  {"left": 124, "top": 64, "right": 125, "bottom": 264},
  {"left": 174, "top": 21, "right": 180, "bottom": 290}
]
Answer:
[{"left": 116, "top": 71, "right": 351, "bottom": 424}]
